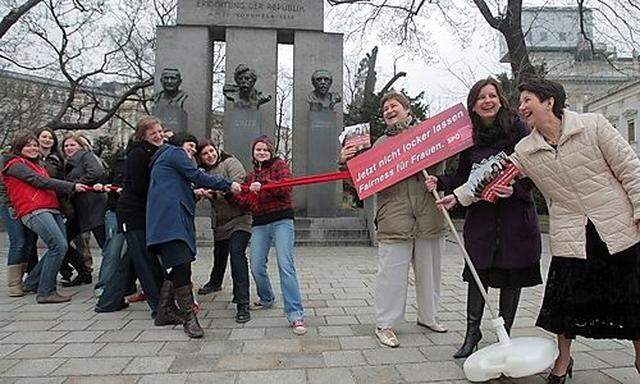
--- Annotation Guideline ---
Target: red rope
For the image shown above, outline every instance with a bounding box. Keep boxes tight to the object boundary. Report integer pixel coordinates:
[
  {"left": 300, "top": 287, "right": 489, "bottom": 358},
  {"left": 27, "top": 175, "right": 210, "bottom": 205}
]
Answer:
[
  {"left": 241, "top": 170, "right": 352, "bottom": 191},
  {"left": 88, "top": 171, "right": 352, "bottom": 193}
]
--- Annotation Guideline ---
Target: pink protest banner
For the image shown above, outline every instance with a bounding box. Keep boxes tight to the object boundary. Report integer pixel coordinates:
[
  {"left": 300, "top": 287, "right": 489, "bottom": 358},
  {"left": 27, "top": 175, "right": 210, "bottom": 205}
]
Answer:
[{"left": 346, "top": 103, "right": 474, "bottom": 200}]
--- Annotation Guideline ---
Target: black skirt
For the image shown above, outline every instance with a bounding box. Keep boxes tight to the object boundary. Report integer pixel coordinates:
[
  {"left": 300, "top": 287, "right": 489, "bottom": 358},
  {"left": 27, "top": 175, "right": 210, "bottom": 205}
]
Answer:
[
  {"left": 463, "top": 261, "right": 542, "bottom": 289},
  {"left": 536, "top": 221, "right": 640, "bottom": 340}
]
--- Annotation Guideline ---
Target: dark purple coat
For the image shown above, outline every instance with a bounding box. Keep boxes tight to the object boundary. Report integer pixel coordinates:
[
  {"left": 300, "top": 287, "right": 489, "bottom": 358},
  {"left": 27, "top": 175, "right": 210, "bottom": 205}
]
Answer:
[{"left": 437, "top": 118, "right": 541, "bottom": 270}]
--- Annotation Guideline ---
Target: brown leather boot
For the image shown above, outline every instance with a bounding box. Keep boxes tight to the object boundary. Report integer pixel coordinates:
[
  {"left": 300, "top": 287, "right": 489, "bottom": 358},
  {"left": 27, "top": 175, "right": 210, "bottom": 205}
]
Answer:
[
  {"left": 174, "top": 284, "right": 204, "bottom": 339},
  {"left": 7, "top": 264, "right": 24, "bottom": 297},
  {"left": 36, "top": 292, "right": 71, "bottom": 304},
  {"left": 154, "top": 280, "right": 184, "bottom": 326}
]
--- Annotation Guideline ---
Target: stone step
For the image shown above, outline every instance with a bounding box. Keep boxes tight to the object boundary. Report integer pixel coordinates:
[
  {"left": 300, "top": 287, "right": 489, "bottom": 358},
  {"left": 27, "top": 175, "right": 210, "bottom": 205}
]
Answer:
[
  {"left": 294, "top": 217, "right": 367, "bottom": 229},
  {"left": 295, "top": 228, "right": 369, "bottom": 240},
  {"left": 195, "top": 216, "right": 372, "bottom": 247},
  {"left": 294, "top": 239, "right": 372, "bottom": 247},
  {"left": 196, "top": 239, "right": 372, "bottom": 247}
]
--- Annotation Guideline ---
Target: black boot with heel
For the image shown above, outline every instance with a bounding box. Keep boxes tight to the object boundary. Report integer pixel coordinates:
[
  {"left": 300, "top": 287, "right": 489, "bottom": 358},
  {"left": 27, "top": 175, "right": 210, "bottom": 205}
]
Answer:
[
  {"left": 498, "top": 287, "right": 521, "bottom": 335},
  {"left": 453, "top": 283, "right": 485, "bottom": 358}
]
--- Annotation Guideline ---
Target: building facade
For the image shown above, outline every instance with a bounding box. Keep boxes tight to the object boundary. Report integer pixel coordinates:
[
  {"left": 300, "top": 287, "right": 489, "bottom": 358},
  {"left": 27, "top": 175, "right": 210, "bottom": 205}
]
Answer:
[
  {"left": 0, "top": 69, "right": 147, "bottom": 149},
  {"left": 586, "top": 80, "right": 640, "bottom": 153},
  {"left": 501, "top": 7, "right": 640, "bottom": 112}
]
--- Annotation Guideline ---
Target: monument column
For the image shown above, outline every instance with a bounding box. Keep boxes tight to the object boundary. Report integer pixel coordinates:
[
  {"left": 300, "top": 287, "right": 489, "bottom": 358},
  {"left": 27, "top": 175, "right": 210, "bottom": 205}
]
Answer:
[
  {"left": 224, "top": 28, "right": 277, "bottom": 167},
  {"left": 293, "top": 32, "right": 344, "bottom": 216},
  {"left": 155, "top": 26, "right": 213, "bottom": 138}
]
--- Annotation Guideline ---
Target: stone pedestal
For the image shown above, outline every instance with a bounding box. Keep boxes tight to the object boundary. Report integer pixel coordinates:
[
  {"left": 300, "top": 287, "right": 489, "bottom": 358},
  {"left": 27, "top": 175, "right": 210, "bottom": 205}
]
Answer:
[
  {"left": 307, "top": 111, "right": 339, "bottom": 217},
  {"left": 225, "top": 109, "right": 261, "bottom": 167},
  {"left": 155, "top": 26, "right": 213, "bottom": 139},
  {"left": 223, "top": 28, "right": 277, "bottom": 159},
  {"left": 293, "top": 31, "right": 344, "bottom": 216},
  {"left": 152, "top": 104, "right": 188, "bottom": 133}
]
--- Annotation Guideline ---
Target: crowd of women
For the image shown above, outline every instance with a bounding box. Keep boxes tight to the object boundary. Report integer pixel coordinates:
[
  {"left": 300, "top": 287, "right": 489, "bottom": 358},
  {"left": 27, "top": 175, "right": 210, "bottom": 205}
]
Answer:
[
  {"left": 0, "top": 117, "right": 307, "bottom": 338},
  {"left": 1, "top": 76, "right": 639, "bottom": 381}
]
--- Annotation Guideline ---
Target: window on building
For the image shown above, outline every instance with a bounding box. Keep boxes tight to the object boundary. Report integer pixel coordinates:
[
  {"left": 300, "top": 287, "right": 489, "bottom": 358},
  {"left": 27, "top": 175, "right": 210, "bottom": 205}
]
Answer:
[
  {"left": 539, "top": 31, "right": 548, "bottom": 42},
  {"left": 629, "top": 119, "right": 636, "bottom": 143},
  {"left": 558, "top": 32, "right": 567, "bottom": 41}
]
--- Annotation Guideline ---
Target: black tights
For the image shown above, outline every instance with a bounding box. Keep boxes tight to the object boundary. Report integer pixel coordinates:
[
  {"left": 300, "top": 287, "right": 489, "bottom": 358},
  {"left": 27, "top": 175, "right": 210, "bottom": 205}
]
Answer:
[{"left": 167, "top": 262, "right": 192, "bottom": 289}]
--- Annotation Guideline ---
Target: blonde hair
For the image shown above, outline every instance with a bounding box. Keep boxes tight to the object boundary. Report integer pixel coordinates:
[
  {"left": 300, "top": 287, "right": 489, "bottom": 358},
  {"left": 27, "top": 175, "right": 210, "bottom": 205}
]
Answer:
[
  {"left": 61, "top": 133, "right": 91, "bottom": 157},
  {"left": 133, "top": 115, "right": 163, "bottom": 141}
]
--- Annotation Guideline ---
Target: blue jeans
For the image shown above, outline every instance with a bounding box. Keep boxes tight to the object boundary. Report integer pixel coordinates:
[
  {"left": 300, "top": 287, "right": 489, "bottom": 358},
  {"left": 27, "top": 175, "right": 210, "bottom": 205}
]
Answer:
[
  {"left": 96, "top": 229, "right": 163, "bottom": 314},
  {"left": 95, "top": 211, "right": 126, "bottom": 296},
  {"left": 250, "top": 218, "right": 304, "bottom": 323},
  {"left": 22, "top": 211, "right": 68, "bottom": 295},
  {"left": 0, "top": 205, "right": 37, "bottom": 266}
]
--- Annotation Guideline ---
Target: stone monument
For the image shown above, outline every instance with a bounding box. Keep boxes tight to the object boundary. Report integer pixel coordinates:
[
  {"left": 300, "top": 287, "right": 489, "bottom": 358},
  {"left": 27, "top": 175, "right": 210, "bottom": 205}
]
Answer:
[
  {"left": 152, "top": 68, "right": 188, "bottom": 133},
  {"left": 307, "top": 69, "right": 342, "bottom": 112},
  {"left": 306, "top": 69, "right": 342, "bottom": 216},
  {"left": 155, "top": 0, "right": 343, "bottom": 215},
  {"left": 223, "top": 64, "right": 272, "bottom": 166}
]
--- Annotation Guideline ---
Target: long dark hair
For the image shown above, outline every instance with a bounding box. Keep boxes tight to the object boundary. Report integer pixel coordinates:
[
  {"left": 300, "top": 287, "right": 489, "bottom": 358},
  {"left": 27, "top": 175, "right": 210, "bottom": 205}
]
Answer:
[
  {"left": 35, "top": 128, "right": 60, "bottom": 157},
  {"left": 467, "top": 78, "right": 517, "bottom": 145}
]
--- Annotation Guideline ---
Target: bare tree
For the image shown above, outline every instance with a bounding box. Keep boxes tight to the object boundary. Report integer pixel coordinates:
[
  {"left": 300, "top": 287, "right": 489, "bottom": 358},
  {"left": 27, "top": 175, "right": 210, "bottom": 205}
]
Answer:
[
  {"left": 0, "top": 0, "right": 42, "bottom": 40},
  {"left": 274, "top": 70, "right": 293, "bottom": 163},
  {"left": 328, "top": 0, "right": 640, "bottom": 82},
  {"left": 0, "top": 0, "right": 178, "bottom": 136},
  {"left": 0, "top": 75, "right": 49, "bottom": 146}
]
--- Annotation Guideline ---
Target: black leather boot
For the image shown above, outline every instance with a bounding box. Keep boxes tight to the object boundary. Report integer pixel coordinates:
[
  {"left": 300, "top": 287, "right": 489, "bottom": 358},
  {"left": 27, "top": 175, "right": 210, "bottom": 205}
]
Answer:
[
  {"left": 499, "top": 287, "right": 521, "bottom": 335},
  {"left": 154, "top": 280, "right": 184, "bottom": 326},
  {"left": 453, "top": 282, "right": 485, "bottom": 358},
  {"left": 174, "top": 284, "right": 204, "bottom": 339}
]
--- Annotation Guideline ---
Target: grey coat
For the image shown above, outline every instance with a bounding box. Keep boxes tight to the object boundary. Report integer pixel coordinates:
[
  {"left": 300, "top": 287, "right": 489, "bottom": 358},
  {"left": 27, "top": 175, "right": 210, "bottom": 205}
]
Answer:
[
  {"left": 207, "top": 154, "right": 252, "bottom": 240},
  {"left": 64, "top": 150, "right": 107, "bottom": 232}
]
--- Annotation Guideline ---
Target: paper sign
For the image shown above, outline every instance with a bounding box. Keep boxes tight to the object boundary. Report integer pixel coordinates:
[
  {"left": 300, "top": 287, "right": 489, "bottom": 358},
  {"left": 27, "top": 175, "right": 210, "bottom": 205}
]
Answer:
[{"left": 347, "top": 103, "right": 474, "bottom": 199}]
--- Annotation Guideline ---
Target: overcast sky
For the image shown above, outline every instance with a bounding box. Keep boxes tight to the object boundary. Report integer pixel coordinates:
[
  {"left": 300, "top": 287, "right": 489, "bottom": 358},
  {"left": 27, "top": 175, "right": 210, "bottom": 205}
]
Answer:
[
  {"left": 320, "top": 2, "right": 509, "bottom": 115},
  {"left": 318, "top": 0, "right": 638, "bottom": 115}
]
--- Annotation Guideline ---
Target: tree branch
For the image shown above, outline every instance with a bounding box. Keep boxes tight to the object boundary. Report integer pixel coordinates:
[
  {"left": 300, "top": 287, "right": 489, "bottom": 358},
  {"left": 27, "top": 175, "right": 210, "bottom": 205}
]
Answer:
[
  {"left": 0, "top": 0, "right": 42, "bottom": 40},
  {"left": 48, "top": 77, "right": 153, "bottom": 131}
]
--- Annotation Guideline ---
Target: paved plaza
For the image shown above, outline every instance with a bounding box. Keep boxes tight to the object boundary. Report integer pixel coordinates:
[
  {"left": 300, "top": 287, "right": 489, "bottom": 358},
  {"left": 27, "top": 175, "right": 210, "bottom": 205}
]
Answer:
[{"left": 0, "top": 234, "right": 638, "bottom": 384}]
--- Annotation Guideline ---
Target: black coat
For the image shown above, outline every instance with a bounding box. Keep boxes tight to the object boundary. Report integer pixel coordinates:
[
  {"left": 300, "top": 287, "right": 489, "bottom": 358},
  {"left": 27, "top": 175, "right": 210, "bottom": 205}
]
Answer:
[
  {"left": 105, "top": 151, "right": 125, "bottom": 212},
  {"left": 64, "top": 150, "right": 108, "bottom": 232},
  {"left": 438, "top": 117, "right": 541, "bottom": 270},
  {"left": 116, "top": 140, "right": 159, "bottom": 232},
  {"left": 42, "top": 152, "right": 64, "bottom": 180}
]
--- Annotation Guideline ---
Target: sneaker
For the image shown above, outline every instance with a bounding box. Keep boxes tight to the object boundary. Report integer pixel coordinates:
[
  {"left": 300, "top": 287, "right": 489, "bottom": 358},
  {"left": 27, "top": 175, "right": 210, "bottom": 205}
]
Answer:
[
  {"left": 417, "top": 321, "right": 448, "bottom": 333},
  {"left": 291, "top": 319, "right": 307, "bottom": 335},
  {"left": 375, "top": 327, "right": 400, "bottom": 348},
  {"left": 36, "top": 292, "right": 71, "bottom": 304},
  {"left": 126, "top": 291, "right": 146, "bottom": 303}
]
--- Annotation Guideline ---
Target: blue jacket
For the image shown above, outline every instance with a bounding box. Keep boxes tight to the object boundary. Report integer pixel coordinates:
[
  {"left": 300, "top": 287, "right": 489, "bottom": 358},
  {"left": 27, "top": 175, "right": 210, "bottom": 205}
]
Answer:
[{"left": 146, "top": 145, "right": 231, "bottom": 256}]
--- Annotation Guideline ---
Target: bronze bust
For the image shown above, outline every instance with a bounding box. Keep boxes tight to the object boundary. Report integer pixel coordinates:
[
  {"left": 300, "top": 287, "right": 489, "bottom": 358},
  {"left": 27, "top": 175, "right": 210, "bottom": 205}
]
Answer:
[
  {"left": 153, "top": 68, "right": 188, "bottom": 109},
  {"left": 307, "top": 69, "right": 342, "bottom": 112},
  {"left": 223, "top": 64, "right": 272, "bottom": 109}
]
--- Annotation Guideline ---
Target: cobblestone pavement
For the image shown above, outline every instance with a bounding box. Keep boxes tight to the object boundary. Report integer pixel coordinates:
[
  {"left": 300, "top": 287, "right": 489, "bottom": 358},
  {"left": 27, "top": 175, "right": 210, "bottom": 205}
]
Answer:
[{"left": 0, "top": 235, "right": 638, "bottom": 383}]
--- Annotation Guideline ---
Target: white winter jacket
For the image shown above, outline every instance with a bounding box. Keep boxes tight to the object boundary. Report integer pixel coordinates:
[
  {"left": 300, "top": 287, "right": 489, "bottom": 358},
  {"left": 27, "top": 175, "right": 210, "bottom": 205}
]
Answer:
[{"left": 456, "top": 110, "right": 640, "bottom": 259}]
